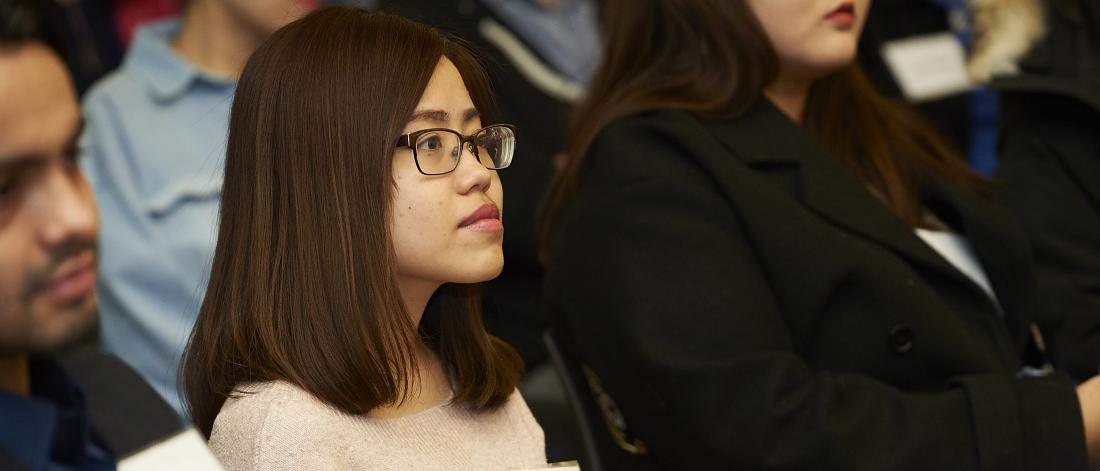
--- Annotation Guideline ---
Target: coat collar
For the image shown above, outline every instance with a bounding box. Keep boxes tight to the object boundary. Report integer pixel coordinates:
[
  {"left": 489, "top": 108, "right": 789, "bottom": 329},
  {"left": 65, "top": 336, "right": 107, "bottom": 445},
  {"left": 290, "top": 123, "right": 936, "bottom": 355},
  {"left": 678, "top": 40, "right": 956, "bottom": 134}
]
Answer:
[
  {"left": 699, "top": 100, "right": 962, "bottom": 279},
  {"left": 697, "top": 100, "right": 1030, "bottom": 347}
]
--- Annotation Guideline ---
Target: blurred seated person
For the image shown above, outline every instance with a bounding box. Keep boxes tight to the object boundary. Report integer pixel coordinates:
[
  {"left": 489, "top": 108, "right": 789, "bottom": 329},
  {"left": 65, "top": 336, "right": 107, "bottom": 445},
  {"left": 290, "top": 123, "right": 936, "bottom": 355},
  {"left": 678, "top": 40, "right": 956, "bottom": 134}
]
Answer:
[
  {"left": 543, "top": 0, "right": 1100, "bottom": 468},
  {"left": 0, "top": 1, "right": 211, "bottom": 469},
  {"left": 858, "top": 0, "right": 1043, "bottom": 174},
  {"left": 78, "top": 0, "right": 315, "bottom": 417},
  {"left": 994, "top": 0, "right": 1100, "bottom": 382}
]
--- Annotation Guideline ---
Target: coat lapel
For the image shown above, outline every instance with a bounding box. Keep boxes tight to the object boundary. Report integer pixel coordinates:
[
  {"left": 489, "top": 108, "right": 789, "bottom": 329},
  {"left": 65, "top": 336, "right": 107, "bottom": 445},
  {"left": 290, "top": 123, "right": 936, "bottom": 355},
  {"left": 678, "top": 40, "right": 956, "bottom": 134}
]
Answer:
[
  {"left": 924, "top": 180, "right": 1031, "bottom": 349},
  {"left": 700, "top": 101, "right": 974, "bottom": 288}
]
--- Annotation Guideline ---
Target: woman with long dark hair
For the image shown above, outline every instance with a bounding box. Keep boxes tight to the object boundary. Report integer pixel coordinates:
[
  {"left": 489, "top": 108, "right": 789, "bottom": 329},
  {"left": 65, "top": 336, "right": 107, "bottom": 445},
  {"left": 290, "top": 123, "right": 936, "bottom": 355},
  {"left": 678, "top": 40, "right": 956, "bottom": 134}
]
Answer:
[
  {"left": 181, "top": 7, "right": 545, "bottom": 470},
  {"left": 543, "top": 0, "right": 1100, "bottom": 469}
]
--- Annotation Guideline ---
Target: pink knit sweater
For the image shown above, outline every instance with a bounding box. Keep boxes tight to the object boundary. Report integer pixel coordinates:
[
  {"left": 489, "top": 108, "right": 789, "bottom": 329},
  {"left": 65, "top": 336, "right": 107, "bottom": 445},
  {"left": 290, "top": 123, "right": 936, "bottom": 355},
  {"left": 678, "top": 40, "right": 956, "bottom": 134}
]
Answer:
[{"left": 208, "top": 381, "right": 547, "bottom": 470}]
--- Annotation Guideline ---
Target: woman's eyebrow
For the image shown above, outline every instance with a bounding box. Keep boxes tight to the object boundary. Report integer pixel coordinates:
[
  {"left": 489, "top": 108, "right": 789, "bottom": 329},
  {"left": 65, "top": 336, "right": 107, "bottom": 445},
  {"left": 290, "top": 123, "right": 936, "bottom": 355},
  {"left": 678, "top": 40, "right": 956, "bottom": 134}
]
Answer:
[
  {"left": 408, "top": 108, "right": 481, "bottom": 124},
  {"left": 409, "top": 109, "right": 449, "bottom": 123}
]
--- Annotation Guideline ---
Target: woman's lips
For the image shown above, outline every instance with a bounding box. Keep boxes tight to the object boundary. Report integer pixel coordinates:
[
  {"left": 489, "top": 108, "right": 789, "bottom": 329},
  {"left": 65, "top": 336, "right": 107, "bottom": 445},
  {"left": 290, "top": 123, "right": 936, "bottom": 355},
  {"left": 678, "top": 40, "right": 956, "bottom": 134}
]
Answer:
[
  {"left": 459, "top": 203, "right": 503, "bottom": 232},
  {"left": 825, "top": 2, "right": 856, "bottom": 28}
]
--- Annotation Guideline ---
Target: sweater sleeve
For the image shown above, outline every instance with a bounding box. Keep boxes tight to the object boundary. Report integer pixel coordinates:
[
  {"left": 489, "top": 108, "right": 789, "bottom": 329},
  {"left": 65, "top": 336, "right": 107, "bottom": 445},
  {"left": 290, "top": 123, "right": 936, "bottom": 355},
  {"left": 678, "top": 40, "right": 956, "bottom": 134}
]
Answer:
[{"left": 208, "top": 383, "right": 344, "bottom": 471}]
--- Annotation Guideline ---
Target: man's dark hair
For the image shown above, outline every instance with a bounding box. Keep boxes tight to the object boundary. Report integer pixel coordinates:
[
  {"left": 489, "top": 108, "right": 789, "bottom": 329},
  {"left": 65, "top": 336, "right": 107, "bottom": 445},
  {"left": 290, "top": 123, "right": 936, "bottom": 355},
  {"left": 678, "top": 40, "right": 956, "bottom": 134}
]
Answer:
[{"left": 0, "top": 0, "right": 68, "bottom": 59}]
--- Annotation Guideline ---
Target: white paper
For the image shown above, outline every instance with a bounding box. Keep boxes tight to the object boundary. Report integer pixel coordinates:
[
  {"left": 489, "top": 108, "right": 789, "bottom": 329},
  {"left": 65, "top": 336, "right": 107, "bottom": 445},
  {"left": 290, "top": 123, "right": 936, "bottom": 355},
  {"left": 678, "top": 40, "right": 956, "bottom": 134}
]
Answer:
[
  {"left": 881, "top": 32, "right": 974, "bottom": 102},
  {"left": 118, "top": 428, "right": 224, "bottom": 471},
  {"left": 516, "top": 462, "right": 582, "bottom": 471},
  {"left": 516, "top": 467, "right": 581, "bottom": 471}
]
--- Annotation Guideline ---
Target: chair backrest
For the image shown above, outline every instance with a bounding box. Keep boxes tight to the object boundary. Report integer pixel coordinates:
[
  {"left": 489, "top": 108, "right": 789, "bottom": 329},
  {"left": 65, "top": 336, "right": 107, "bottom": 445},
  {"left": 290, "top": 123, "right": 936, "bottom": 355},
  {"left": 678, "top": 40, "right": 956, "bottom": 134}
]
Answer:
[
  {"left": 543, "top": 329, "right": 607, "bottom": 471},
  {"left": 543, "top": 329, "right": 658, "bottom": 471}
]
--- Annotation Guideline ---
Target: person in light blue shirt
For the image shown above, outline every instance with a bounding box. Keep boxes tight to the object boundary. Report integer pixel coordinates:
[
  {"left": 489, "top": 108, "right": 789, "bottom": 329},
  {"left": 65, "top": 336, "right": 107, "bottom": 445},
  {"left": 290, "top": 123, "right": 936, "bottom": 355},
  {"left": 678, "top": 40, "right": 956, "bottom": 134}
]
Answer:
[
  {"left": 479, "top": 0, "right": 602, "bottom": 86},
  {"left": 79, "top": 0, "right": 316, "bottom": 418}
]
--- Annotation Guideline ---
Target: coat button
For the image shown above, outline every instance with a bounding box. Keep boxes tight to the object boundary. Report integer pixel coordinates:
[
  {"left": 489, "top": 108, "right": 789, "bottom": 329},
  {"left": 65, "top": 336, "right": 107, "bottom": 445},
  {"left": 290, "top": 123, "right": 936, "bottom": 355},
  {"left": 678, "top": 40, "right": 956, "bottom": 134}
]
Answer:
[{"left": 889, "top": 325, "right": 915, "bottom": 354}]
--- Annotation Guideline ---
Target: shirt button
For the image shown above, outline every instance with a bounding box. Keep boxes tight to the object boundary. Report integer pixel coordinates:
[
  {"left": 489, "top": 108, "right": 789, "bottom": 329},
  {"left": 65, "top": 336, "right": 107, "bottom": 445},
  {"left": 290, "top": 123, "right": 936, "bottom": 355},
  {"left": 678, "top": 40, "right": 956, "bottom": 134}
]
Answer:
[{"left": 889, "top": 325, "right": 915, "bottom": 354}]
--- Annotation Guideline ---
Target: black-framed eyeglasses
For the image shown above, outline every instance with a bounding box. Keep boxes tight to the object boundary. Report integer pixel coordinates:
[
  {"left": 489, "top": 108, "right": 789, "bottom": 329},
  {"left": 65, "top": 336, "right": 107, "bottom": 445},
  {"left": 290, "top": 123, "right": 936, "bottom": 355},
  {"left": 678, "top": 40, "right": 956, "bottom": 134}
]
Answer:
[{"left": 395, "top": 124, "right": 516, "bottom": 176}]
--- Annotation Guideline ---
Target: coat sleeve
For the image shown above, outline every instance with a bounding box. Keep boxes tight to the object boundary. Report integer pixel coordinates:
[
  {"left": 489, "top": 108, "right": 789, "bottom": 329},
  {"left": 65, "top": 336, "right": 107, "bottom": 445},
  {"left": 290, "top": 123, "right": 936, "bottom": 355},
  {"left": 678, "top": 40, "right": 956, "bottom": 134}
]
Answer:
[{"left": 546, "top": 116, "right": 1089, "bottom": 471}]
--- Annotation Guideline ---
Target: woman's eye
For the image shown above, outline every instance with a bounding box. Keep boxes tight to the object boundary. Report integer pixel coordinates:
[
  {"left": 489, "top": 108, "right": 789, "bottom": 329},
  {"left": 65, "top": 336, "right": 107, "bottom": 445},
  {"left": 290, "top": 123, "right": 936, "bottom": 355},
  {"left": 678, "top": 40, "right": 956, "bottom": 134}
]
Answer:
[{"left": 417, "top": 134, "right": 443, "bottom": 152}]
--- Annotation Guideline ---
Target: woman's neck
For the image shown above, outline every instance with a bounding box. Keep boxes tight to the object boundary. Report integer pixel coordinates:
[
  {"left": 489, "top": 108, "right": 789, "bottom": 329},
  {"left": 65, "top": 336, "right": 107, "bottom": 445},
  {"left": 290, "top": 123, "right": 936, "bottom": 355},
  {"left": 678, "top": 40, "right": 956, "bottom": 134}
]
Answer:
[
  {"left": 370, "top": 277, "right": 451, "bottom": 419},
  {"left": 172, "top": 1, "right": 263, "bottom": 78},
  {"left": 0, "top": 354, "right": 30, "bottom": 396},
  {"left": 763, "top": 71, "right": 813, "bottom": 124},
  {"left": 369, "top": 343, "right": 451, "bottom": 419},
  {"left": 397, "top": 277, "right": 442, "bottom": 327}
]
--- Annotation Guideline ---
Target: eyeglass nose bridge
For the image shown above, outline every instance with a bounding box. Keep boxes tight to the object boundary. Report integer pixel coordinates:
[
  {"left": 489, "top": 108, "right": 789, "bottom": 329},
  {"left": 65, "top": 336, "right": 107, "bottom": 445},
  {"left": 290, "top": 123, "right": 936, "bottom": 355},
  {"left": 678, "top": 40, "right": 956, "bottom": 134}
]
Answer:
[{"left": 457, "top": 135, "right": 487, "bottom": 168}]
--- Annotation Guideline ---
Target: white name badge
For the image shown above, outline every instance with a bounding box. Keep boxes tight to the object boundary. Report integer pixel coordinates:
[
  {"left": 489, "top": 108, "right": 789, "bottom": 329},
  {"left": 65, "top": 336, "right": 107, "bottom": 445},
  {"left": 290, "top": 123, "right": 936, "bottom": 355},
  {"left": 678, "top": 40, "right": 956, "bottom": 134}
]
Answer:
[
  {"left": 118, "top": 428, "right": 224, "bottom": 471},
  {"left": 880, "top": 32, "right": 974, "bottom": 102}
]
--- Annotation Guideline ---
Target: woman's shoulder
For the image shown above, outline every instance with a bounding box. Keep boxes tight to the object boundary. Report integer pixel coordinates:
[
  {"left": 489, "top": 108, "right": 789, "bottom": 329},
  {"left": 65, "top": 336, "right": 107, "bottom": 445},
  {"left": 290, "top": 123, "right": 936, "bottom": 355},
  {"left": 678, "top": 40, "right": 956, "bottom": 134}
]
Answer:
[
  {"left": 457, "top": 389, "right": 547, "bottom": 467},
  {"left": 214, "top": 381, "right": 332, "bottom": 425},
  {"left": 469, "top": 389, "right": 546, "bottom": 448},
  {"left": 594, "top": 108, "right": 704, "bottom": 150},
  {"left": 208, "top": 381, "right": 347, "bottom": 470},
  {"left": 500, "top": 389, "right": 546, "bottom": 444},
  {"left": 582, "top": 109, "right": 717, "bottom": 182}
]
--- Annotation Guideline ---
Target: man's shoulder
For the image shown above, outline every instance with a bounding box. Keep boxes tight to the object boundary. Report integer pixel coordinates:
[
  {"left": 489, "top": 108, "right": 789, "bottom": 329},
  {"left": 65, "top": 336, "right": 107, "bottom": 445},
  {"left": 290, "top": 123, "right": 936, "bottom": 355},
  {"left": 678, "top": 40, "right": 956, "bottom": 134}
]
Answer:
[{"left": 56, "top": 349, "right": 184, "bottom": 456}]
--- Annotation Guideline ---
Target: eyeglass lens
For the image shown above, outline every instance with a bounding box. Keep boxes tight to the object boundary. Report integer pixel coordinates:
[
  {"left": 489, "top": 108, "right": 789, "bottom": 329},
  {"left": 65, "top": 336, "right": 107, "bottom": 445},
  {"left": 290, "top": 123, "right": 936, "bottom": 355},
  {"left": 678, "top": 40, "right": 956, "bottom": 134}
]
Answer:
[{"left": 413, "top": 126, "right": 514, "bottom": 175}]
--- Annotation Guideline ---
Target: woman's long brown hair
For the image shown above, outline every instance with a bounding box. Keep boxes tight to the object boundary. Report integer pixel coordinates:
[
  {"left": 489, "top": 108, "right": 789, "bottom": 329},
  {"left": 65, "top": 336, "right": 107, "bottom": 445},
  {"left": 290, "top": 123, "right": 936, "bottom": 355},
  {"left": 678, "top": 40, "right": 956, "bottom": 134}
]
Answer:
[
  {"left": 543, "top": 0, "right": 990, "bottom": 239},
  {"left": 181, "top": 7, "right": 522, "bottom": 438}
]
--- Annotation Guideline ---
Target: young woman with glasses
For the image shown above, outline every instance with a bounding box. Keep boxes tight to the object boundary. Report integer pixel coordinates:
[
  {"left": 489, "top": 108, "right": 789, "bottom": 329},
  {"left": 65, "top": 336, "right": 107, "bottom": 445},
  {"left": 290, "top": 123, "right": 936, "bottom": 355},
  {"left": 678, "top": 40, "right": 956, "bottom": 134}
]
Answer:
[
  {"left": 180, "top": 7, "right": 545, "bottom": 470},
  {"left": 542, "top": 0, "right": 1100, "bottom": 469}
]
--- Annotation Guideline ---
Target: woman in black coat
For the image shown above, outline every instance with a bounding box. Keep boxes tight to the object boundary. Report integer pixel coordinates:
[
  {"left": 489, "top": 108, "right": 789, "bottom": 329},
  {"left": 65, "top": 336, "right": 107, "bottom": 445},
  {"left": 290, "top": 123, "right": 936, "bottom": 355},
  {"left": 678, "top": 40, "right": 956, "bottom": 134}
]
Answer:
[
  {"left": 994, "top": 0, "right": 1100, "bottom": 382},
  {"left": 542, "top": 0, "right": 1100, "bottom": 469}
]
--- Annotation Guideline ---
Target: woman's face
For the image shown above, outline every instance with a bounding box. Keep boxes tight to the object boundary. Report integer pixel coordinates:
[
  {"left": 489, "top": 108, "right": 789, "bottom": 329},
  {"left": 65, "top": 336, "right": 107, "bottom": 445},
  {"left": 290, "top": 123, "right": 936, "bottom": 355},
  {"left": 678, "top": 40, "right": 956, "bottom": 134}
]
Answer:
[
  {"left": 747, "top": 0, "right": 871, "bottom": 80},
  {"left": 390, "top": 58, "right": 505, "bottom": 290}
]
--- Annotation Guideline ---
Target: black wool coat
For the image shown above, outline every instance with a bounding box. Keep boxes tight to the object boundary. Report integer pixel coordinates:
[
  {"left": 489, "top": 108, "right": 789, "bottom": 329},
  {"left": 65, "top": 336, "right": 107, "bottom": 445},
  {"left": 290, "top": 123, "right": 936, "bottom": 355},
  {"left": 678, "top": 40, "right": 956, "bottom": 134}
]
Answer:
[{"left": 544, "top": 100, "right": 1089, "bottom": 470}]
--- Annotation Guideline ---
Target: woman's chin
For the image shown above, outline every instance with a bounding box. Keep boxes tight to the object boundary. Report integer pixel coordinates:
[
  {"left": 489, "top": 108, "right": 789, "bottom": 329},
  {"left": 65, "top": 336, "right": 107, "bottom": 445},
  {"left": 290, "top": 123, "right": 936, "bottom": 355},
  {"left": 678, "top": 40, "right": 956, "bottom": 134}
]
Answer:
[
  {"left": 458, "top": 262, "right": 505, "bottom": 284},
  {"left": 451, "top": 254, "right": 505, "bottom": 284}
]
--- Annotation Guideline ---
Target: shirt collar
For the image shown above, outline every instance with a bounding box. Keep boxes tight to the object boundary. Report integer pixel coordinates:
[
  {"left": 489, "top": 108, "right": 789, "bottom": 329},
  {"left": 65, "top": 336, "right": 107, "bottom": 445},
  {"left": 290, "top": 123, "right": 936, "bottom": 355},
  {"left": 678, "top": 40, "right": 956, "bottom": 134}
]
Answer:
[
  {"left": 126, "top": 19, "right": 234, "bottom": 102},
  {"left": 0, "top": 356, "right": 95, "bottom": 470}
]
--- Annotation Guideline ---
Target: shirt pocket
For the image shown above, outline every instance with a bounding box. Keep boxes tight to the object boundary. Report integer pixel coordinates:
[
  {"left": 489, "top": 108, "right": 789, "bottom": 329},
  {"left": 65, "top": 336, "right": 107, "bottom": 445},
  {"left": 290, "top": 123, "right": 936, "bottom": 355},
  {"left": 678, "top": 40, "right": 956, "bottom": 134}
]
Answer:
[{"left": 143, "top": 172, "right": 223, "bottom": 219}]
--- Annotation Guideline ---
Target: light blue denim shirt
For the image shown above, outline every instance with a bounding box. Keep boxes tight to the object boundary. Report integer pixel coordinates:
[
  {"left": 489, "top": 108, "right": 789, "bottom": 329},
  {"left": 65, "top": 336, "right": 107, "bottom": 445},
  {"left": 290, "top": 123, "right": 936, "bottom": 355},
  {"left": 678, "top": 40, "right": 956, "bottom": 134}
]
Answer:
[{"left": 79, "top": 19, "right": 234, "bottom": 419}]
